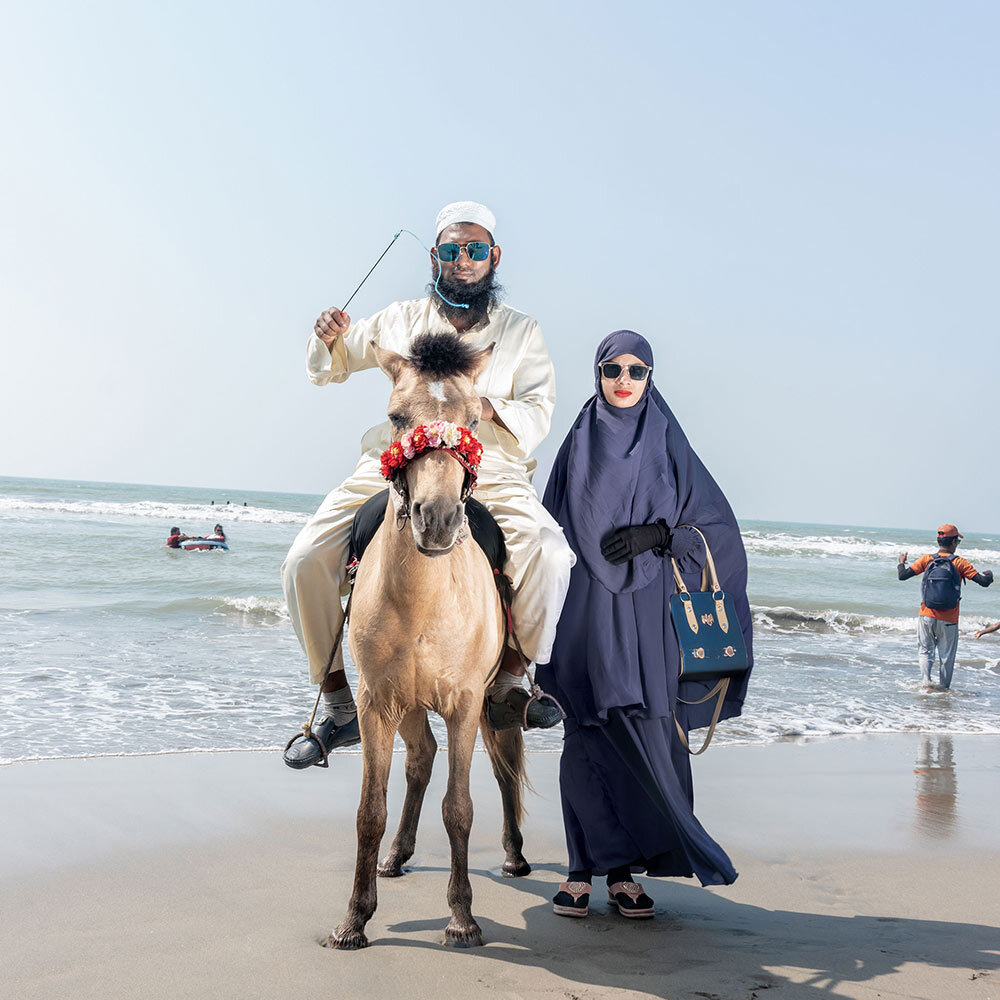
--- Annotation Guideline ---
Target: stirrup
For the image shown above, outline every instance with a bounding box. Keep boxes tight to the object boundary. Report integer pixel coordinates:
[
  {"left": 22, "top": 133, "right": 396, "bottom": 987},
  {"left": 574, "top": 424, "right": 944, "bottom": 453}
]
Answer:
[
  {"left": 283, "top": 722, "right": 331, "bottom": 768},
  {"left": 522, "top": 683, "right": 566, "bottom": 730}
]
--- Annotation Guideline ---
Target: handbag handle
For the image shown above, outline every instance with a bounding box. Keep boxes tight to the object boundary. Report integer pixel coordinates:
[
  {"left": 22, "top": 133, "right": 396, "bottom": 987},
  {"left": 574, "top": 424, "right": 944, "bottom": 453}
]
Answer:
[
  {"left": 670, "top": 524, "right": 730, "bottom": 634},
  {"left": 670, "top": 524, "right": 721, "bottom": 594}
]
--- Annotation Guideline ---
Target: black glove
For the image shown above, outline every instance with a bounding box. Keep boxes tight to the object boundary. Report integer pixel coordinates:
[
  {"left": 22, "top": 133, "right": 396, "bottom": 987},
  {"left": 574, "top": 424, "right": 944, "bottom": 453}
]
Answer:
[
  {"left": 601, "top": 522, "right": 670, "bottom": 565},
  {"left": 982, "top": 570, "right": 994, "bottom": 586},
  {"left": 664, "top": 525, "right": 701, "bottom": 561}
]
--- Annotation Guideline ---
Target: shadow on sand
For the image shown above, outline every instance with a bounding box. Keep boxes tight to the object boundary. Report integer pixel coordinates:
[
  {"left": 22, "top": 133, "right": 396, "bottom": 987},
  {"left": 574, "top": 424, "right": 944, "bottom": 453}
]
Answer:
[{"left": 368, "top": 861, "right": 997, "bottom": 999}]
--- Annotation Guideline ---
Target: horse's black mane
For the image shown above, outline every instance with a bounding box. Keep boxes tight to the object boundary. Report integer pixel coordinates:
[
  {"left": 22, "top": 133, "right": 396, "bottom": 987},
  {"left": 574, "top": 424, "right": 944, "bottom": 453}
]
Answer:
[{"left": 407, "top": 332, "right": 479, "bottom": 379}]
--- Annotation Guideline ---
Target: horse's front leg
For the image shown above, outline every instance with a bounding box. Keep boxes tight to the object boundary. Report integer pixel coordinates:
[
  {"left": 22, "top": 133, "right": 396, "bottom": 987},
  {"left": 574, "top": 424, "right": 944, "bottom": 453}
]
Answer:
[
  {"left": 441, "top": 698, "right": 483, "bottom": 948},
  {"left": 378, "top": 708, "right": 436, "bottom": 877},
  {"left": 329, "top": 707, "right": 395, "bottom": 950}
]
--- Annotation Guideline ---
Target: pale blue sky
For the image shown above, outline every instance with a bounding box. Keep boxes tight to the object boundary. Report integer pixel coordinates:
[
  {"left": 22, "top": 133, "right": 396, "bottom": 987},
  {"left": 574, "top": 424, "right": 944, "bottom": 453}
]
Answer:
[{"left": 2, "top": 2, "right": 997, "bottom": 530}]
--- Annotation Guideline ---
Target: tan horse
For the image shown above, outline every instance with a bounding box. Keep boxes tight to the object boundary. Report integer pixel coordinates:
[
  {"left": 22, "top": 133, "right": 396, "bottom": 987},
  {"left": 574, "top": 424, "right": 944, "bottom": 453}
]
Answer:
[{"left": 330, "top": 332, "right": 530, "bottom": 951}]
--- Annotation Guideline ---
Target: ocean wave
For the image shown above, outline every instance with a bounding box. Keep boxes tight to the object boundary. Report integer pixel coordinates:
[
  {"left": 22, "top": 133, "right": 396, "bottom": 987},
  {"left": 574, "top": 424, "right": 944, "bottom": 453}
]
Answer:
[
  {"left": 715, "top": 713, "right": 1000, "bottom": 746},
  {"left": 6, "top": 495, "right": 998, "bottom": 565},
  {"left": 158, "top": 595, "right": 290, "bottom": 623},
  {"left": 752, "top": 605, "right": 914, "bottom": 635},
  {"left": 751, "top": 604, "right": 1000, "bottom": 637},
  {"left": 742, "top": 530, "right": 1000, "bottom": 564},
  {"left": 711, "top": 682, "right": 1000, "bottom": 746},
  {"left": 0, "top": 498, "right": 309, "bottom": 526},
  {"left": 212, "top": 595, "right": 289, "bottom": 622}
]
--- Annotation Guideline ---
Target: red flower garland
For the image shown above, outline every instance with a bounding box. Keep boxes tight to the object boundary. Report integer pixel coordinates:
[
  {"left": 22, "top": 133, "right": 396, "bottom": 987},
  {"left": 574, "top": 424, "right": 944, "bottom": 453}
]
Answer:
[{"left": 380, "top": 421, "right": 484, "bottom": 483}]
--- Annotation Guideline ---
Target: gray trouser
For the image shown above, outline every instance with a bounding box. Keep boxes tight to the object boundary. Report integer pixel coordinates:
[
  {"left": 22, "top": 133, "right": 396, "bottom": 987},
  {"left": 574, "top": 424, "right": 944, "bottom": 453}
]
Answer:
[{"left": 917, "top": 617, "right": 958, "bottom": 689}]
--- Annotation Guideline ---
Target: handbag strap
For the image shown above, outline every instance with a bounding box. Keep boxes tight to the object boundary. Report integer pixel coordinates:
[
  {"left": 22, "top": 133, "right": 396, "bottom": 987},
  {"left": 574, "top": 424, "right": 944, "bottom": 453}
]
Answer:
[
  {"left": 674, "top": 677, "right": 730, "bottom": 755},
  {"left": 670, "top": 525, "right": 731, "bottom": 633}
]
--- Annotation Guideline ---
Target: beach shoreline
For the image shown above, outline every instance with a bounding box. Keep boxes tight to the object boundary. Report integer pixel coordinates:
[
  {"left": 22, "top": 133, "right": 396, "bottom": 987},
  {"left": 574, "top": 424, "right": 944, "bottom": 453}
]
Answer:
[{"left": 3, "top": 734, "right": 998, "bottom": 999}]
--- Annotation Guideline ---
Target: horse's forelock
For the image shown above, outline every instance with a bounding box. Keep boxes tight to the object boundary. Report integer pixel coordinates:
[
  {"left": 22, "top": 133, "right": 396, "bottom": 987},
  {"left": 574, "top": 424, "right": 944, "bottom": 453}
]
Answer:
[{"left": 407, "top": 333, "right": 479, "bottom": 380}]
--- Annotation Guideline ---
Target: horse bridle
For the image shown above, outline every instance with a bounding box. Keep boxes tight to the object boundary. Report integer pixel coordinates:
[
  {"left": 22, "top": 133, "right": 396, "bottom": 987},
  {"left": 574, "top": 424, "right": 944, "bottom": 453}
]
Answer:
[{"left": 388, "top": 449, "right": 479, "bottom": 531}]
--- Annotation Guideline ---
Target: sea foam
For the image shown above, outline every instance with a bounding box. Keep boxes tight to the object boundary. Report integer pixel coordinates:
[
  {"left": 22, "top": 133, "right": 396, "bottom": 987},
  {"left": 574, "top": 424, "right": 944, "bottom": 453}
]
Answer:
[
  {"left": 0, "top": 498, "right": 309, "bottom": 525},
  {"left": 742, "top": 529, "right": 999, "bottom": 563}
]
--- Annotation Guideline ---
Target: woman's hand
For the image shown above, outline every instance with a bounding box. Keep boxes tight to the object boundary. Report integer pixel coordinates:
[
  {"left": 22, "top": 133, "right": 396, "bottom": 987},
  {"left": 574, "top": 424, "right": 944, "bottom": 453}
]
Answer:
[
  {"left": 601, "top": 523, "right": 669, "bottom": 565},
  {"left": 665, "top": 526, "right": 701, "bottom": 561}
]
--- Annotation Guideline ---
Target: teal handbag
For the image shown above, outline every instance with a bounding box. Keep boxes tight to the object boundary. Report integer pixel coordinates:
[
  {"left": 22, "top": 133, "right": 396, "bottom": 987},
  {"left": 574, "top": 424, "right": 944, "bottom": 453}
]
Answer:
[{"left": 669, "top": 525, "right": 748, "bottom": 755}]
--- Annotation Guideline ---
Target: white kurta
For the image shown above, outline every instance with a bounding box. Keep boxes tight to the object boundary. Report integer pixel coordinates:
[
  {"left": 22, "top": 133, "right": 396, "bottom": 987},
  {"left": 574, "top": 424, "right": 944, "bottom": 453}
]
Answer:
[{"left": 282, "top": 297, "right": 575, "bottom": 684}]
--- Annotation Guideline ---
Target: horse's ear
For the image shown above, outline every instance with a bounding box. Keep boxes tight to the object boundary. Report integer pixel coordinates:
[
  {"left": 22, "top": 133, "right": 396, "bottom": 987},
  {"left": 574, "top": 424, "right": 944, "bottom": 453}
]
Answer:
[
  {"left": 372, "top": 341, "right": 406, "bottom": 383},
  {"left": 469, "top": 342, "right": 495, "bottom": 382}
]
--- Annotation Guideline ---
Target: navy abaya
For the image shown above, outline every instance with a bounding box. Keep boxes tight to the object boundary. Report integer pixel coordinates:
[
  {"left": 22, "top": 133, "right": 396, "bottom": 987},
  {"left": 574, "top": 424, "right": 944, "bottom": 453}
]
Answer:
[{"left": 536, "top": 331, "right": 753, "bottom": 884}]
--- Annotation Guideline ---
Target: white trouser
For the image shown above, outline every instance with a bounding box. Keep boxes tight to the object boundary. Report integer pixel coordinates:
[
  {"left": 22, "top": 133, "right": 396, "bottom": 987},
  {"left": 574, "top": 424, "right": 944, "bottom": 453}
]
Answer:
[
  {"left": 916, "top": 616, "right": 958, "bottom": 689},
  {"left": 281, "top": 454, "right": 575, "bottom": 684}
]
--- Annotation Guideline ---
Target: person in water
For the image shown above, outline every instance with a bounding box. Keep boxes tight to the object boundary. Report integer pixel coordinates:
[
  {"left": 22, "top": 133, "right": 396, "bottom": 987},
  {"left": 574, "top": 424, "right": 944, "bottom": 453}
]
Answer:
[
  {"left": 166, "top": 525, "right": 226, "bottom": 548},
  {"left": 281, "top": 200, "right": 574, "bottom": 769},
  {"left": 165, "top": 527, "right": 190, "bottom": 548},
  {"left": 536, "top": 330, "right": 753, "bottom": 919},
  {"left": 897, "top": 526, "right": 992, "bottom": 690}
]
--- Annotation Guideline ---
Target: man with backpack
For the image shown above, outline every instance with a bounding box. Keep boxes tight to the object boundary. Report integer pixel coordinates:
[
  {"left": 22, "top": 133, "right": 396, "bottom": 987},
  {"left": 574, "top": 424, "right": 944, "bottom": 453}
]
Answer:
[{"left": 897, "top": 525, "right": 993, "bottom": 690}]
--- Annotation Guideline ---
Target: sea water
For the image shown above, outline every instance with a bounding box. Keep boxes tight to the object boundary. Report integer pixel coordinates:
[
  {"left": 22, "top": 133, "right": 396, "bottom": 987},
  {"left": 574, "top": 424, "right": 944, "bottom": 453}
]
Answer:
[{"left": 2, "top": 475, "right": 999, "bottom": 764}]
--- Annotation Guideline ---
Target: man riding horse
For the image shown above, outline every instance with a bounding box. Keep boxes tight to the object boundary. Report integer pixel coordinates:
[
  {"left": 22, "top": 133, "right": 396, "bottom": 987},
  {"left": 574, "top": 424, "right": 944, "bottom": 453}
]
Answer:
[{"left": 282, "top": 201, "right": 575, "bottom": 768}]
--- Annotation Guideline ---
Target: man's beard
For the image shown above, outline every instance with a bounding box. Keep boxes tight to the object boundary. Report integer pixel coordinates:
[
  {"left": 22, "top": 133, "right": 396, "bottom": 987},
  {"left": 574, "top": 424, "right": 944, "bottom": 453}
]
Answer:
[{"left": 427, "top": 264, "right": 505, "bottom": 327}]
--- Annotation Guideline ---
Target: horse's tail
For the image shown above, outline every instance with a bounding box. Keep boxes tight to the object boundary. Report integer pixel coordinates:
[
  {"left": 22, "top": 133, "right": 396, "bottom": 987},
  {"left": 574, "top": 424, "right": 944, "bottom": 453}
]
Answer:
[{"left": 479, "top": 708, "right": 531, "bottom": 827}]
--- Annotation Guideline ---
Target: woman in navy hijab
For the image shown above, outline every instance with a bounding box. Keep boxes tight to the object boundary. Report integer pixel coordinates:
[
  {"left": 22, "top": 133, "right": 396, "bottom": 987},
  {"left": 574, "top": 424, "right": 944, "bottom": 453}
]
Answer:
[{"left": 537, "top": 330, "right": 753, "bottom": 919}]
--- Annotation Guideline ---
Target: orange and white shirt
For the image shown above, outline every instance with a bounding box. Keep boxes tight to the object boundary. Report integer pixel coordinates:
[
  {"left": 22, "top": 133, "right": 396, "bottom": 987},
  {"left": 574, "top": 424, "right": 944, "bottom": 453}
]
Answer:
[{"left": 908, "top": 551, "right": 980, "bottom": 623}]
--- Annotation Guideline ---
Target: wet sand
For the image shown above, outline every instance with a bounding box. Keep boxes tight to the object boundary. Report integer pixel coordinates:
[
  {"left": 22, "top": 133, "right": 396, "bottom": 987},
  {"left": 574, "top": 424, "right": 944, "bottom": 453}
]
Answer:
[{"left": 2, "top": 735, "right": 998, "bottom": 999}]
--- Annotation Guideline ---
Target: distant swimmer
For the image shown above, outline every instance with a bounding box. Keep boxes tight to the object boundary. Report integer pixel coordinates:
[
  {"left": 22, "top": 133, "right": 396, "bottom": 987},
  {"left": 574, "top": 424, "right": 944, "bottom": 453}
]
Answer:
[{"left": 896, "top": 524, "right": 993, "bottom": 690}]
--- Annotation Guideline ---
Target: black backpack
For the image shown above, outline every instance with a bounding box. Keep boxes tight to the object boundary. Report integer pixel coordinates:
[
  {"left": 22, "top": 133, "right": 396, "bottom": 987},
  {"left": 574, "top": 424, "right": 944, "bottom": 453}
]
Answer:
[{"left": 922, "top": 554, "right": 963, "bottom": 610}]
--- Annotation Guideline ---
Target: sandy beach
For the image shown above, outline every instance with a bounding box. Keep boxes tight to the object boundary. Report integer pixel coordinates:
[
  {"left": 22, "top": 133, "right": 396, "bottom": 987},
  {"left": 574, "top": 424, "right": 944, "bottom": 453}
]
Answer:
[{"left": 2, "top": 735, "right": 998, "bottom": 1000}]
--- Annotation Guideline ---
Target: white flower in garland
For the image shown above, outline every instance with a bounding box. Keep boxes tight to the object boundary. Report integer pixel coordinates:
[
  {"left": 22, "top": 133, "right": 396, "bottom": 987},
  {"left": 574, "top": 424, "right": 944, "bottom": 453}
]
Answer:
[{"left": 380, "top": 421, "right": 484, "bottom": 484}]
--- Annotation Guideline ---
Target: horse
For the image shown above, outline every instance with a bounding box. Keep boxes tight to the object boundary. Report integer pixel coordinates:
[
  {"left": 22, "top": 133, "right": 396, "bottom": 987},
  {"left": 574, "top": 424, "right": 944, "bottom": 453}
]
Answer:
[{"left": 330, "top": 332, "right": 530, "bottom": 950}]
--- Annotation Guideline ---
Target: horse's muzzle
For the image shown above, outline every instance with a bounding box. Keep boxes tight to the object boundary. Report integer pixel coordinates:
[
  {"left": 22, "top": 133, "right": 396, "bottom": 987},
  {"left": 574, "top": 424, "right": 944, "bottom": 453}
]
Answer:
[{"left": 410, "top": 498, "right": 464, "bottom": 555}]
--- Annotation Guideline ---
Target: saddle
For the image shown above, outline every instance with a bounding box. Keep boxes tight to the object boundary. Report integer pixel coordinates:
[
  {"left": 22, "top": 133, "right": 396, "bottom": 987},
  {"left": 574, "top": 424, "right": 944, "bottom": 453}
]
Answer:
[
  {"left": 349, "top": 488, "right": 507, "bottom": 574},
  {"left": 345, "top": 489, "right": 562, "bottom": 731}
]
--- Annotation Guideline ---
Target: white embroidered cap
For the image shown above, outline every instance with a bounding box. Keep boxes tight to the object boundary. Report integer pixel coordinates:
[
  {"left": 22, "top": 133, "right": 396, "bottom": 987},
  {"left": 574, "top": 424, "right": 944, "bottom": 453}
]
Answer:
[{"left": 434, "top": 201, "right": 496, "bottom": 240}]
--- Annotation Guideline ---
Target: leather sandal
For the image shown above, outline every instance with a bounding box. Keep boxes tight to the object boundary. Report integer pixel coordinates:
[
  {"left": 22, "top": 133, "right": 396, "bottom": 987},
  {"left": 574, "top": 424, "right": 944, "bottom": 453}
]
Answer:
[
  {"left": 552, "top": 881, "right": 591, "bottom": 918},
  {"left": 283, "top": 715, "right": 360, "bottom": 769},
  {"left": 607, "top": 880, "right": 655, "bottom": 919}
]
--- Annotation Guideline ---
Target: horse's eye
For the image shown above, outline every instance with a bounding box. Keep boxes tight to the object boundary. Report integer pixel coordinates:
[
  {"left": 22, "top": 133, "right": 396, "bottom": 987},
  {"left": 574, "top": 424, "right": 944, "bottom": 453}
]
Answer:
[
  {"left": 389, "top": 414, "right": 405, "bottom": 428},
  {"left": 470, "top": 419, "right": 479, "bottom": 431}
]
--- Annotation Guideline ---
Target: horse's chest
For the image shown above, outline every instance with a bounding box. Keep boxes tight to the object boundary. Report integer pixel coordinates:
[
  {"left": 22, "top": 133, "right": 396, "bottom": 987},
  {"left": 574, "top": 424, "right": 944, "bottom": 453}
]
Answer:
[{"left": 350, "top": 616, "right": 495, "bottom": 718}]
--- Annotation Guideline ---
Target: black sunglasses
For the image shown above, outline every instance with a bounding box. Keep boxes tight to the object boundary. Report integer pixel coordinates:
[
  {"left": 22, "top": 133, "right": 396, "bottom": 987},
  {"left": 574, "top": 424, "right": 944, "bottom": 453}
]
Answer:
[
  {"left": 599, "top": 362, "right": 652, "bottom": 381},
  {"left": 435, "top": 241, "right": 494, "bottom": 262}
]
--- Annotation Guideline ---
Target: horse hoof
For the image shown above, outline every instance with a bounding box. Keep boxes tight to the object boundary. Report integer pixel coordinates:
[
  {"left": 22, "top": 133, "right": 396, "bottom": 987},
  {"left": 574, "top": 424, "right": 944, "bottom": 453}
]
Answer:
[
  {"left": 444, "top": 923, "right": 483, "bottom": 948},
  {"left": 328, "top": 928, "right": 369, "bottom": 950},
  {"left": 502, "top": 858, "right": 531, "bottom": 878},
  {"left": 377, "top": 857, "right": 406, "bottom": 878}
]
